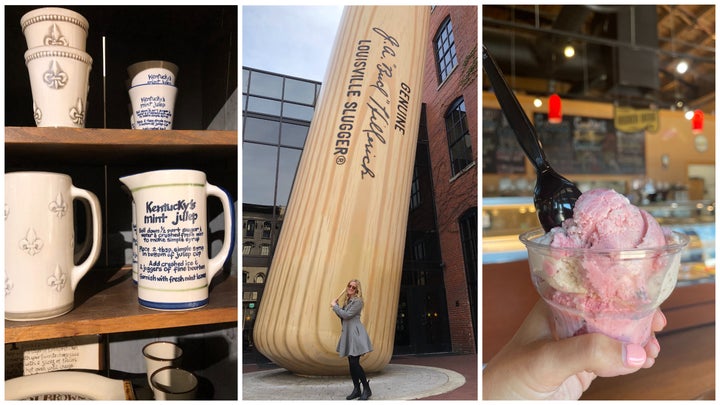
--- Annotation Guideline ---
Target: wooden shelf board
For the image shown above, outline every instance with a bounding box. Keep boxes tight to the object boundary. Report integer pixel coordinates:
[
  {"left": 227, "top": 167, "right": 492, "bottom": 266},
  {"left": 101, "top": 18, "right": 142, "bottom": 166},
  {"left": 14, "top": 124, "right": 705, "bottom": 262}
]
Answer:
[
  {"left": 5, "top": 268, "right": 237, "bottom": 343},
  {"left": 5, "top": 127, "right": 237, "bottom": 147},
  {"left": 5, "top": 127, "right": 238, "bottom": 165}
]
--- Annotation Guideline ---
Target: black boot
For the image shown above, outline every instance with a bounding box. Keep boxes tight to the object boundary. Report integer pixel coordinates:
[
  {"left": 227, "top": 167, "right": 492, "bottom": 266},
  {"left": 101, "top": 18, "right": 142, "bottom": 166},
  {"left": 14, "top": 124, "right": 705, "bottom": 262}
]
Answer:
[
  {"left": 359, "top": 379, "right": 371, "bottom": 400},
  {"left": 346, "top": 381, "right": 361, "bottom": 400}
]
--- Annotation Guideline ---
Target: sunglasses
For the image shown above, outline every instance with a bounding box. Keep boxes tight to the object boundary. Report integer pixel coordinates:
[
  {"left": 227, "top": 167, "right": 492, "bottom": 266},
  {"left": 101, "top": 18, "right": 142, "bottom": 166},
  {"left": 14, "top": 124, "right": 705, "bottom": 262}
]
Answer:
[{"left": 347, "top": 284, "right": 357, "bottom": 290}]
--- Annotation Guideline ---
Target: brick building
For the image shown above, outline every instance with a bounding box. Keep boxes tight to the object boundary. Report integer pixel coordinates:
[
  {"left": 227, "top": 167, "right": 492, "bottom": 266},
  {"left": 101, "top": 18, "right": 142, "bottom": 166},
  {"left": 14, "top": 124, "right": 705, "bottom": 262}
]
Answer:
[{"left": 422, "top": 5, "right": 478, "bottom": 353}]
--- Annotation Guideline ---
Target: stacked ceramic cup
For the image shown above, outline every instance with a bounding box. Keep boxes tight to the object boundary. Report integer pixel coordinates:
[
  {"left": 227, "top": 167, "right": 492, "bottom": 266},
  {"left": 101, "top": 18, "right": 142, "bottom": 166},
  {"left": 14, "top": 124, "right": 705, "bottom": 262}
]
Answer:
[
  {"left": 21, "top": 7, "right": 92, "bottom": 128},
  {"left": 127, "top": 60, "right": 179, "bottom": 130}
]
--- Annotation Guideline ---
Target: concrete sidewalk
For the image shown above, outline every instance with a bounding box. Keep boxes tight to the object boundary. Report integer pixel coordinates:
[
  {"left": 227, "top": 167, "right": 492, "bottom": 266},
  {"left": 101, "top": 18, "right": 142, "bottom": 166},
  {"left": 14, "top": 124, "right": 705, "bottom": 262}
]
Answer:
[{"left": 242, "top": 353, "right": 477, "bottom": 400}]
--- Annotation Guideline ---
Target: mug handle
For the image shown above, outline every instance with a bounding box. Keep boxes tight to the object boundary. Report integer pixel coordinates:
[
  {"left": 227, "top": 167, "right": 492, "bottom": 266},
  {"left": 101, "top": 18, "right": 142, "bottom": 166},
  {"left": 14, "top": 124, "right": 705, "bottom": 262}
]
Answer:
[
  {"left": 73, "top": 198, "right": 93, "bottom": 263},
  {"left": 70, "top": 186, "right": 102, "bottom": 291},
  {"left": 206, "top": 184, "right": 234, "bottom": 281}
]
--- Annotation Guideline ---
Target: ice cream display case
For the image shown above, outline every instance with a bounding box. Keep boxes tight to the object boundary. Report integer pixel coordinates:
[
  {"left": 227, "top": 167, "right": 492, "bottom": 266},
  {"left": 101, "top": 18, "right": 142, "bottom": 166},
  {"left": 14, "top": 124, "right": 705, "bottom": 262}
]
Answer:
[
  {"left": 482, "top": 196, "right": 715, "bottom": 285},
  {"left": 644, "top": 200, "right": 715, "bottom": 283},
  {"left": 482, "top": 197, "right": 540, "bottom": 264}
]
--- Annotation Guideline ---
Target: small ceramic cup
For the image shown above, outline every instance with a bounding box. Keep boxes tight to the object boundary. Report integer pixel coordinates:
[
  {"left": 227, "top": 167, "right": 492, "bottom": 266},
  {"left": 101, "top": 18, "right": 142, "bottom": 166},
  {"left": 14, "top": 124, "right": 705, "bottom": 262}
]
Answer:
[
  {"left": 128, "top": 84, "right": 177, "bottom": 130},
  {"left": 142, "top": 341, "right": 183, "bottom": 388},
  {"left": 127, "top": 60, "right": 178, "bottom": 86},
  {"left": 20, "top": 7, "right": 89, "bottom": 50},
  {"left": 131, "top": 67, "right": 176, "bottom": 86},
  {"left": 24, "top": 45, "right": 92, "bottom": 128},
  {"left": 150, "top": 367, "right": 198, "bottom": 400}
]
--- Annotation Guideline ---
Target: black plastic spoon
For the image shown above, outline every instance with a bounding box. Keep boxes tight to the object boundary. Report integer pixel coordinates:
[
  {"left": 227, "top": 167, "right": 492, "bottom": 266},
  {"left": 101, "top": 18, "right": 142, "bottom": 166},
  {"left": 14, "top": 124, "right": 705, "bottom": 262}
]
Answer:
[{"left": 482, "top": 45, "right": 582, "bottom": 232}]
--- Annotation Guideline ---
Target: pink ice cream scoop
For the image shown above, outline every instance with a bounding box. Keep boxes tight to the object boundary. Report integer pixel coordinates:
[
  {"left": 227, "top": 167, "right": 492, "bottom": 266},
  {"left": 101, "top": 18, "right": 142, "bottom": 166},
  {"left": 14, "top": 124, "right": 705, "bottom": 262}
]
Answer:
[
  {"left": 521, "top": 189, "right": 689, "bottom": 345},
  {"left": 548, "top": 188, "right": 667, "bottom": 250}
]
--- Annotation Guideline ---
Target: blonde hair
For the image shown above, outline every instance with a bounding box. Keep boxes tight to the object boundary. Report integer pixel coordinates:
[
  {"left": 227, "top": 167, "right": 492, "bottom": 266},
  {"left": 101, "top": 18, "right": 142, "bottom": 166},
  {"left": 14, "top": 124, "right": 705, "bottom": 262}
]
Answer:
[{"left": 340, "top": 279, "right": 363, "bottom": 307}]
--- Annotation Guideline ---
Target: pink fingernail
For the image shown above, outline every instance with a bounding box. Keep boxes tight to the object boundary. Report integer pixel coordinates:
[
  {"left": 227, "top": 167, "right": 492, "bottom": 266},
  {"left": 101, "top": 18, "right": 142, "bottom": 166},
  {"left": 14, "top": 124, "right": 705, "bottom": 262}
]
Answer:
[
  {"left": 624, "top": 343, "right": 646, "bottom": 367},
  {"left": 651, "top": 336, "right": 661, "bottom": 352}
]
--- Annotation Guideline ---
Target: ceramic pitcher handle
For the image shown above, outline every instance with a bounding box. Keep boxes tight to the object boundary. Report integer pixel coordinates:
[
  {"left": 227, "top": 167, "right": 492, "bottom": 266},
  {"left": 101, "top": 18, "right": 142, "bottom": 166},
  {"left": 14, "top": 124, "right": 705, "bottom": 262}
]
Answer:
[
  {"left": 206, "top": 184, "right": 234, "bottom": 281},
  {"left": 70, "top": 186, "right": 102, "bottom": 291},
  {"left": 73, "top": 199, "right": 93, "bottom": 263}
]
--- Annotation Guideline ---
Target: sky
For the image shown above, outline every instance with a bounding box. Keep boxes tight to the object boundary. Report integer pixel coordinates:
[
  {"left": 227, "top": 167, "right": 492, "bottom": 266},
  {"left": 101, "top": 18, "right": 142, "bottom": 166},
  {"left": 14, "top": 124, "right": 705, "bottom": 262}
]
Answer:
[{"left": 242, "top": 6, "right": 345, "bottom": 82}]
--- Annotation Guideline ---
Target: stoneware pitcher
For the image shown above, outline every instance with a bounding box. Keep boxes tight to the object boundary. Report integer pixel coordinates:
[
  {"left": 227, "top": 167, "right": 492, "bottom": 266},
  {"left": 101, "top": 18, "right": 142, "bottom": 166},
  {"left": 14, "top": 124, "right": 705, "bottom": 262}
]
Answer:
[
  {"left": 5, "top": 171, "right": 102, "bottom": 321},
  {"left": 119, "top": 169, "right": 233, "bottom": 310}
]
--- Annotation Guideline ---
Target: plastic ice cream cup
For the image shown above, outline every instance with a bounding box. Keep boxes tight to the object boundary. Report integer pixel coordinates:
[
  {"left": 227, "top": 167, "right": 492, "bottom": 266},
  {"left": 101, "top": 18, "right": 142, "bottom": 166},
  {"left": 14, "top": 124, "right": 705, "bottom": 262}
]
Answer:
[{"left": 520, "top": 228, "right": 689, "bottom": 345}]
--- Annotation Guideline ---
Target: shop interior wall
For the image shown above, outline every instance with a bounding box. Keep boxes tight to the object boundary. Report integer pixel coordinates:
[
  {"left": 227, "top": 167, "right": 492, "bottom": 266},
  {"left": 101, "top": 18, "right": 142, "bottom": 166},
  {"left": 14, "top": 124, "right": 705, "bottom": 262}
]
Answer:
[{"left": 482, "top": 92, "right": 716, "bottom": 198}]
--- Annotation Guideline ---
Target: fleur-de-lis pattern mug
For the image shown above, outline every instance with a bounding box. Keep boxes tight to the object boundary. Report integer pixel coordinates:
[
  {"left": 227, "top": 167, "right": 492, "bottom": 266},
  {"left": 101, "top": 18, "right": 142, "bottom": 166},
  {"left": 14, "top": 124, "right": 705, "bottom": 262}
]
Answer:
[{"left": 5, "top": 172, "right": 102, "bottom": 321}]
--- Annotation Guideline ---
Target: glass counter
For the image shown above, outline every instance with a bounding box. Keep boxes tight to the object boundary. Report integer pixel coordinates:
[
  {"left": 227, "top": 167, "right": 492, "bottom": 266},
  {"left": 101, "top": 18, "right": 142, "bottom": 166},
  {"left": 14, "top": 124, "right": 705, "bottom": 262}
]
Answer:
[{"left": 482, "top": 197, "right": 537, "bottom": 264}]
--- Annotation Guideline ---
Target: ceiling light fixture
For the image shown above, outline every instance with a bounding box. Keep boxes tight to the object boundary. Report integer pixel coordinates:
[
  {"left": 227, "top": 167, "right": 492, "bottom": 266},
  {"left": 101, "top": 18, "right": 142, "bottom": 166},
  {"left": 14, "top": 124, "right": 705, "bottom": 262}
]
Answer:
[
  {"left": 684, "top": 109, "right": 694, "bottom": 120},
  {"left": 676, "top": 60, "right": 689, "bottom": 74},
  {"left": 563, "top": 45, "right": 575, "bottom": 58},
  {"left": 533, "top": 97, "right": 542, "bottom": 108}
]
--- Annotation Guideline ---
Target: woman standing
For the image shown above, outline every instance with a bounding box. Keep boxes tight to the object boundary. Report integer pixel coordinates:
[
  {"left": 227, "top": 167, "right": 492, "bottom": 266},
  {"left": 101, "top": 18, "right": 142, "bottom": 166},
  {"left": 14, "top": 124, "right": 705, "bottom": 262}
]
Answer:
[{"left": 331, "top": 279, "right": 374, "bottom": 400}]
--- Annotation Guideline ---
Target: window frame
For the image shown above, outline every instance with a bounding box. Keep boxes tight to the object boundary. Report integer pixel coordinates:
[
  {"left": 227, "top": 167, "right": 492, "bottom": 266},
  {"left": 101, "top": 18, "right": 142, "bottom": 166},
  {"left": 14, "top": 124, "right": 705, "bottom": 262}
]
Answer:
[
  {"left": 433, "top": 16, "right": 459, "bottom": 84},
  {"left": 444, "top": 97, "right": 473, "bottom": 176}
]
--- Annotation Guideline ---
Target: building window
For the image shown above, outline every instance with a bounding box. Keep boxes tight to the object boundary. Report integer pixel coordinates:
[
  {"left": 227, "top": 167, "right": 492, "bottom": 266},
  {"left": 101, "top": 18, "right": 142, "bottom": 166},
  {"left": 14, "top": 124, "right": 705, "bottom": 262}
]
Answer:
[
  {"left": 412, "top": 239, "right": 427, "bottom": 261},
  {"left": 434, "top": 17, "right": 458, "bottom": 83},
  {"left": 254, "top": 273, "right": 266, "bottom": 284},
  {"left": 260, "top": 244, "right": 270, "bottom": 256},
  {"left": 445, "top": 97, "right": 473, "bottom": 176},
  {"left": 262, "top": 221, "right": 272, "bottom": 239},
  {"left": 409, "top": 167, "right": 421, "bottom": 210},
  {"left": 243, "top": 242, "right": 254, "bottom": 256},
  {"left": 245, "top": 219, "right": 256, "bottom": 238}
]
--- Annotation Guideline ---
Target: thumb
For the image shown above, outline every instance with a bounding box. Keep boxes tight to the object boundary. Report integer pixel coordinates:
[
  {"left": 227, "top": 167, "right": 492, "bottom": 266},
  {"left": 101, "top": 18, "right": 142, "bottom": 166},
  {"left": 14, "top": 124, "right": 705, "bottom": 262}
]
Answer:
[{"left": 536, "top": 333, "right": 647, "bottom": 386}]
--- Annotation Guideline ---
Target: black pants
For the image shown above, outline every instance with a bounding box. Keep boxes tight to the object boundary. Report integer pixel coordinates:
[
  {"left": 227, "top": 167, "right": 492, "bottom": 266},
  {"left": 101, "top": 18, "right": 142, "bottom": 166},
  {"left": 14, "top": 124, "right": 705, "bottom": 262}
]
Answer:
[{"left": 348, "top": 355, "right": 367, "bottom": 385}]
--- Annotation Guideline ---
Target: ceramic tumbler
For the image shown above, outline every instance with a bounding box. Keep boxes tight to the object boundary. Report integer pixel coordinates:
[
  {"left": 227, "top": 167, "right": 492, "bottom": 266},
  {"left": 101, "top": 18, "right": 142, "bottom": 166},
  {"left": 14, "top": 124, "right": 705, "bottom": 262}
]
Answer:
[
  {"left": 128, "top": 84, "right": 177, "bottom": 130},
  {"left": 127, "top": 60, "right": 178, "bottom": 86},
  {"left": 24, "top": 45, "right": 92, "bottom": 128},
  {"left": 150, "top": 367, "right": 197, "bottom": 400},
  {"left": 5, "top": 172, "right": 102, "bottom": 321},
  {"left": 20, "top": 7, "right": 89, "bottom": 50},
  {"left": 143, "top": 341, "right": 183, "bottom": 388}
]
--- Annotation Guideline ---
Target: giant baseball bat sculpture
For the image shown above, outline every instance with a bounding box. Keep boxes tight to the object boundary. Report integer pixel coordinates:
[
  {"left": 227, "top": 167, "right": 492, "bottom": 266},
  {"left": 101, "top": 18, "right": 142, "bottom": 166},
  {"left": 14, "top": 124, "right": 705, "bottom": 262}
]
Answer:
[{"left": 253, "top": 6, "right": 430, "bottom": 376}]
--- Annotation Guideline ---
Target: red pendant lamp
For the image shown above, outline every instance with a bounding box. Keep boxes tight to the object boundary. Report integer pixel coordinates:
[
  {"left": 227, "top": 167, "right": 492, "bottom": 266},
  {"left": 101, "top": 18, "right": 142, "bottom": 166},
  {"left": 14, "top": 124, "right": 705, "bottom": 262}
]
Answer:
[
  {"left": 548, "top": 93, "right": 562, "bottom": 123},
  {"left": 691, "top": 109, "right": 704, "bottom": 134}
]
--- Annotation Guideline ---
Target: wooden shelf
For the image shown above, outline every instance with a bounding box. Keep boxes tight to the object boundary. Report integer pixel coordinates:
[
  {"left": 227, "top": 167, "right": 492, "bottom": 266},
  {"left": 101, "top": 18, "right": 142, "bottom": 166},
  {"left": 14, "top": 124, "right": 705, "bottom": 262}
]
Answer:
[
  {"left": 5, "top": 127, "right": 238, "bottom": 165},
  {"left": 5, "top": 267, "right": 237, "bottom": 343},
  {"left": 5, "top": 126, "right": 239, "bottom": 344},
  {"left": 5, "top": 126, "right": 236, "bottom": 146}
]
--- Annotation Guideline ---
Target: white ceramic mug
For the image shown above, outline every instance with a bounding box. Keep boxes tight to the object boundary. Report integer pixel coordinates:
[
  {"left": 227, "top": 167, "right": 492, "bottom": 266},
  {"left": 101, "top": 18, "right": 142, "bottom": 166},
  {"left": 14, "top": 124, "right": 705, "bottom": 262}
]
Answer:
[
  {"left": 143, "top": 341, "right": 183, "bottom": 388},
  {"left": 128, "top": 84, "right": 177, "bottom": 130},
  {"left": 5, "top": 172, "right": 102, "bottom": 321},
  {"left": 20, "top": 7, "right": 89, "bottom": 50},
  {"left": 150, "top": 367, "right": 198, "bottom": 400},
  {"left": 119, "top": 169, "right": 233, "bottom": 310},
  {"left": 24, "top": 46, "right": 92, "bottom": 128}
]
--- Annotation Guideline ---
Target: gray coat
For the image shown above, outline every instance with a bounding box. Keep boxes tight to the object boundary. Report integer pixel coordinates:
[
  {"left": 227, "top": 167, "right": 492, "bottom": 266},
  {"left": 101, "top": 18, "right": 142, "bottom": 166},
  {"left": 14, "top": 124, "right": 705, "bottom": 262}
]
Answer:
[{"left": 332, "top": 297, "right": 373, "bottom": 357}]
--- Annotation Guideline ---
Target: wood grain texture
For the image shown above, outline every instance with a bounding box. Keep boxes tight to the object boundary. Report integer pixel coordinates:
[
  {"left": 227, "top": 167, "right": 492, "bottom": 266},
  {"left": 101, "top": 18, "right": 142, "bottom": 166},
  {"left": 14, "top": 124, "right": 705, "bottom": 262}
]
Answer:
[
  {"left": 5, "top": 268, "right": 237, "bottom": 343},
  {"left": 253, "top": 6, "right": 430, "bottom": 376}
]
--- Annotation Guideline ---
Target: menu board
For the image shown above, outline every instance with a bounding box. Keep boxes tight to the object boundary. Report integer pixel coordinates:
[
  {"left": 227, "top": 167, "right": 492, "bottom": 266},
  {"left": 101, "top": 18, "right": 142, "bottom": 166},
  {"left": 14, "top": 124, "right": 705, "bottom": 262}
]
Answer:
[
  {"left": 533, "top": 113, "right": 646, "bottom": 175},
  {"left": 482, "top": 108, "right": 526, "bottom": 174}
]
